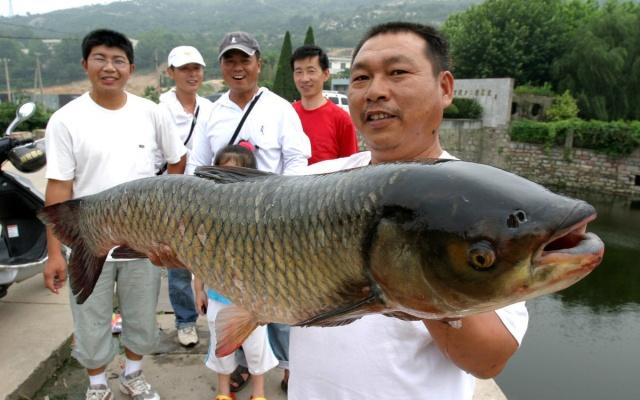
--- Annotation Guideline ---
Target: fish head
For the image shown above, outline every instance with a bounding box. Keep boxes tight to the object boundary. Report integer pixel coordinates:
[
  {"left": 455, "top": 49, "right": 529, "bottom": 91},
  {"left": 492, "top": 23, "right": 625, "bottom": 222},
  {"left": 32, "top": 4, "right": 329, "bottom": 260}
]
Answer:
[{"left": 369, "top": 161, "right": 605, "bottom": 319}]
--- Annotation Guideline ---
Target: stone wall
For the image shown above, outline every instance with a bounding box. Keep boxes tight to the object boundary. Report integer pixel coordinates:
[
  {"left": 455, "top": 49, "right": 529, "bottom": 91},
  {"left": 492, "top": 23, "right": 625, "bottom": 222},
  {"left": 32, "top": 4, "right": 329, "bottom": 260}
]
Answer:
[{"left": 439, "top": 120, "right": 640, "bottom": 199}]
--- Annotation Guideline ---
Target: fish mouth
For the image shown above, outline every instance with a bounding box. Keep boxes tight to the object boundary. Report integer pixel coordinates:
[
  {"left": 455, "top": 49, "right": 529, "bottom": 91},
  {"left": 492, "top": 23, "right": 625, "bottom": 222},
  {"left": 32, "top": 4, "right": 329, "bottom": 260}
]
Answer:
[{"left": 533, "top": 212, "right": 604, "bottom": 273}]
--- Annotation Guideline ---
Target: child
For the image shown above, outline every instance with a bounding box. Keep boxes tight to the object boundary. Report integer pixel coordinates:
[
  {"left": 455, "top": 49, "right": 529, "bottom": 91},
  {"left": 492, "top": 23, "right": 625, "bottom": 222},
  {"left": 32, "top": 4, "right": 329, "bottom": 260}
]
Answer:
[{"left": 194, "top": 140, "right": 277, "bottom": 400}]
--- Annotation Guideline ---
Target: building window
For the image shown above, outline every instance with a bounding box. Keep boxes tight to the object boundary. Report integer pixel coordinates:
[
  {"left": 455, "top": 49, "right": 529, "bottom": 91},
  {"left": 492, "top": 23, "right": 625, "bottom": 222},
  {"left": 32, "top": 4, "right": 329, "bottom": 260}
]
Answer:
[{"left": 635, "top": 175, "right": 640, "bottom": 186}]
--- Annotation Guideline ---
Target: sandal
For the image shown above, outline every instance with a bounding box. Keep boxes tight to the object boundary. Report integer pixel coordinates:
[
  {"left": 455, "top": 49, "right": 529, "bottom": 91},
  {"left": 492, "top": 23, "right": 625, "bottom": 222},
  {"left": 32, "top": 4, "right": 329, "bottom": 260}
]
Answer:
[
  {"left": 250, "top": 397, "right": 267, "bottom": 400},
  {"left": 215, "top": 395, "right": 235, "bottom": 400},
  {"left": 229, "top": 365, "right": 251, "bottom": 393}
]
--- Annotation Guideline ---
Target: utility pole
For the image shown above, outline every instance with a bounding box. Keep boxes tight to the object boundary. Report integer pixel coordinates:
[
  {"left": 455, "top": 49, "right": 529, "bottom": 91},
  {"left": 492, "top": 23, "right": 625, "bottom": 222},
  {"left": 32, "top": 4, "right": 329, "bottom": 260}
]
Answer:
[
  {"left": 154, "top": 48, "right": 161, "bottom": 91},
  {"left": 2, "top": 58, "right": 12, "bottom": 103},
  {"left": 34, "top": 53, "right": 44, "bottom": 100}
]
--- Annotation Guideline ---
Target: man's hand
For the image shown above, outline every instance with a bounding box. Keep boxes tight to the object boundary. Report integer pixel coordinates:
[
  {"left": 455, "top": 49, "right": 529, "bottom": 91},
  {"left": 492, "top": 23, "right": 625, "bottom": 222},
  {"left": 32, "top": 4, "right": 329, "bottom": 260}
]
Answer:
[
  {"left": 193, "top": 276, "right": 207, "bottom": 315},
  {"left": 195, "top": 288, "right": 208, "bottom": 315},
  {"left": 43, "top": 256, "right": 67, "bottom": 294}
]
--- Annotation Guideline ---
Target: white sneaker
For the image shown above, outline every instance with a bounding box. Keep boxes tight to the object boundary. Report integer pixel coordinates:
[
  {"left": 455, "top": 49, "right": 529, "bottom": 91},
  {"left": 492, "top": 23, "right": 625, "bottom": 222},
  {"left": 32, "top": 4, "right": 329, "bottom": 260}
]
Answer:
[
  {"left": 86, "top": 384, "right": 112, "bottom": 400},
  {"left": 119, "top": 370, "right": 160, "bottom": 400},
  {"left": 177, "top": 325, "right": 199, "bottom": 347}
]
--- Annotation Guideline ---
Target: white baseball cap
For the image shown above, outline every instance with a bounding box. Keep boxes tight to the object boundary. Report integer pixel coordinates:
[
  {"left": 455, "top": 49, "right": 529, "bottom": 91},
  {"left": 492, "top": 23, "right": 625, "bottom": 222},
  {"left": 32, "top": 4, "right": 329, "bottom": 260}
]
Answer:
[{"left": 168, "top": 46, "right": 206, "bottom": 67}]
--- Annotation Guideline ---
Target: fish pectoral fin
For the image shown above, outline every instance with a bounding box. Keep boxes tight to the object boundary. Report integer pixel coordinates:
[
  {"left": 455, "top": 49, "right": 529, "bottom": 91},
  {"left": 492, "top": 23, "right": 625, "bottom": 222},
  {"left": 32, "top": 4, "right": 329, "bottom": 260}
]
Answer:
[
  {"left": 382, "top": 311, "right": 422, "bottom": 321},
  {"left": 69, "top": 247, "right": 107, "bottom": 305},
  {"left": 111, "top": 245, "right": 147, "bottom": 259},
  {"left": 295, "top": 293, "right": 381, "bottom": 328},
  {"left": 195, "top": 166, "right": 274, "bottom": 184},
  {"left": 214, "top": 305, "right": 260, "bottom": 357}
]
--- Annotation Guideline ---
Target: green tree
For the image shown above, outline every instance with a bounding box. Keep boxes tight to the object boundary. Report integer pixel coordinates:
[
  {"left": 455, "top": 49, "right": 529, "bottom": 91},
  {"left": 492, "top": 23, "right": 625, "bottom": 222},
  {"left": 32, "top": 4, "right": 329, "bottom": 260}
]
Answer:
[
  {"left": 272, "top": 31, "right": 297, "bottom": 101},
  {"left": 552, "top": 0, "right": 640, "bottom": 120},
  {"left": 304, "top": 26, "right": 316, "bottom": 45},
  {"left": 443, "top": 0, "right": 575, "bottom": 86}
]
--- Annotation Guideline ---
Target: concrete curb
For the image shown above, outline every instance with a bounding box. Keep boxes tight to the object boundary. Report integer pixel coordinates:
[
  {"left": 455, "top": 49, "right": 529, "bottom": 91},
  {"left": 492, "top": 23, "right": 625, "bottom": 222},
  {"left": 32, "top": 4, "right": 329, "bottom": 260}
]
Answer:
[{"left": 6, "top": 336, "right": 72, "bottom": 400}]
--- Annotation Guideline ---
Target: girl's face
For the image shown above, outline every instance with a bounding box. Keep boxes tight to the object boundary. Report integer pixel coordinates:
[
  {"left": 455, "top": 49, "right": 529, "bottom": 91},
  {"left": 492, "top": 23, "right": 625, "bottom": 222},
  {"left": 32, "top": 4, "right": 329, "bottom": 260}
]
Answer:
[{"left": 219, "top": 159, "right": 240, "bottom": 167}]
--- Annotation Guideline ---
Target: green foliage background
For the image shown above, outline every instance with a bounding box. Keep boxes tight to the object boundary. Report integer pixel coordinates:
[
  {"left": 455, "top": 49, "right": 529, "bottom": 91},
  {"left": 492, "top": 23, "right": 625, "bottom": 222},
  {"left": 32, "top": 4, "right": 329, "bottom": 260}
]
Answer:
[
  {"left": 444, "top": 0, "right": 640, "bottom": 121},
  {"left": 510, "top": 119, "right": 640, "bottom": 156}
]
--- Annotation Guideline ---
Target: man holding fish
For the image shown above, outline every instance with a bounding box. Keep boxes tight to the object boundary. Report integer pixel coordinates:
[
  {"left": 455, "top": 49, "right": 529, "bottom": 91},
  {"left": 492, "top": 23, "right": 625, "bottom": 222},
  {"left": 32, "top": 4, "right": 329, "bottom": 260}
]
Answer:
[{"left": 286, "top": 22, "right": 528, "bottom": 399}]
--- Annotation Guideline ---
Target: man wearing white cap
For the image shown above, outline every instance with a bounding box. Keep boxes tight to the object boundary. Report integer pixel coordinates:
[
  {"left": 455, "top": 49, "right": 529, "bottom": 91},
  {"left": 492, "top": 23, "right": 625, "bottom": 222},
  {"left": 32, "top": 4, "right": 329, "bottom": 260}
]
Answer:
[{"left": 159, "top": 45, "right": 214, "bottom": 347}]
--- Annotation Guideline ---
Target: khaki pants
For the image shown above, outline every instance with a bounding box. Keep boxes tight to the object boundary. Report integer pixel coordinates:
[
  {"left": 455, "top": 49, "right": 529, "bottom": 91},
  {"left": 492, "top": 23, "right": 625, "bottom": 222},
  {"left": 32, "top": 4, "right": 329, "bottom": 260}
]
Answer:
[{"left": 68, "top": 259, "right": 161, "bottom": 369}]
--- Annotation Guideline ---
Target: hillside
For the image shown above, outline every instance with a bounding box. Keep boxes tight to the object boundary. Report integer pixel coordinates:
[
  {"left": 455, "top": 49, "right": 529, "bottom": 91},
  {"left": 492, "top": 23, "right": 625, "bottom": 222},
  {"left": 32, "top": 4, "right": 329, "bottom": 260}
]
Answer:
[
  {"left": 0, "top": 0, "right": 481, "bottom": 91},
  {"left": 2, "top": 0, "right": 481, "bottom": 48}
]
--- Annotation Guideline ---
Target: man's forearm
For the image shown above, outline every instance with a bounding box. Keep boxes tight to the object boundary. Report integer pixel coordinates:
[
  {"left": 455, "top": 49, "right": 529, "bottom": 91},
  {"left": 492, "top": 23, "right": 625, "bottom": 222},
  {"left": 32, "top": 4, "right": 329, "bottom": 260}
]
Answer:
[
  {"left": 167, "top": 154, "right": 187, "bottom": 174},
  {"left": 424, "top": 311, "right": 518, "bottom": 379}
]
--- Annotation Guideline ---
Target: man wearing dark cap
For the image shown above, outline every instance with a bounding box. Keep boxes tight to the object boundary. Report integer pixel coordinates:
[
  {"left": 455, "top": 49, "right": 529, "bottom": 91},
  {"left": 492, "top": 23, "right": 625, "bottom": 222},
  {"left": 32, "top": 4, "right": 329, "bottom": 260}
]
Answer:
[
  {"left": 187, "top": 31, "right": 310, "bottom": 394},
  {"left": 188, "top": 31, "right": 310, "bottom": 175}
]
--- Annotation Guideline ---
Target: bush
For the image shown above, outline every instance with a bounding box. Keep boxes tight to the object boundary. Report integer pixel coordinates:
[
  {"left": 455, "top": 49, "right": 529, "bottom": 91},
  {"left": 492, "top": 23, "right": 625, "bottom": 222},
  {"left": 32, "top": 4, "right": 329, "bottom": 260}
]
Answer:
[
  {"left": 511, "top": 119, "right": 640, "bottom": 157},
  {"left": 0, "top": 102, "right": 52, "bottom": 136},
  {"left": 545, "top": 90, "right": 579, "bottom": 121},
  {"left": 514, "top": 83, "right": 555, "bottom": 97},
  {"left": 444, "top": 98, "right": 483, "bottom": 119},
  {"left": 510, "top": 120, "right": 553, "bottom": 145},
  {"left": 443, "top": 103, "right": 459, "bottom": 118}
]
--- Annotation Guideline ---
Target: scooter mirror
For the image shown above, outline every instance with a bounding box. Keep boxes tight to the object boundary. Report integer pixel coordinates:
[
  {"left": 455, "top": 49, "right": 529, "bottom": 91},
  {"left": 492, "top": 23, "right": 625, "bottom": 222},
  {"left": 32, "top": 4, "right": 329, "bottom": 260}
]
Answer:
[
  {"left": 17, "top": 102, "right": 37, "bottom": 120},
  {"left": 5, "top": 102, "right": 36, "bottom": 137}
]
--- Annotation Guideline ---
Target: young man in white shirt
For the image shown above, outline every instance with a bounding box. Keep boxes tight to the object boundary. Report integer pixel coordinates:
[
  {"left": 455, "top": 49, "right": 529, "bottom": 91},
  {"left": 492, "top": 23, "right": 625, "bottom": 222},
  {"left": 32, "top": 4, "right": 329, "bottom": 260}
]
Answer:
[
  {"left": 159, "top": 45, "right": 214, "bottom": 348},
  {"left": 287, "top": 22, "right": 529, "bottom": 400},
  {"left": 43, "top": 29, "right": 186, "bottom": 400}
]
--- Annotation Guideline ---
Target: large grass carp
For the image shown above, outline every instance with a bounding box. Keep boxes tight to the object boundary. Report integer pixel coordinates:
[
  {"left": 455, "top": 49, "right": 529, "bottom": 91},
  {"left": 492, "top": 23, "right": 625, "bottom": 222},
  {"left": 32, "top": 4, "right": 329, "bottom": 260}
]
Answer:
[{"left": 39, "top": 161, "right": 604, "bottom": 356}]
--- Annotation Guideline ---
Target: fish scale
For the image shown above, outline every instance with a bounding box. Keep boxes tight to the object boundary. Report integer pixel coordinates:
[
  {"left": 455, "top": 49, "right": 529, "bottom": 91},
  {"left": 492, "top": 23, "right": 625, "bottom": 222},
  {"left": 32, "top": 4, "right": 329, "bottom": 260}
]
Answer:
[{"left": 39, "top": 161, "right": 604, "bottom": 350}]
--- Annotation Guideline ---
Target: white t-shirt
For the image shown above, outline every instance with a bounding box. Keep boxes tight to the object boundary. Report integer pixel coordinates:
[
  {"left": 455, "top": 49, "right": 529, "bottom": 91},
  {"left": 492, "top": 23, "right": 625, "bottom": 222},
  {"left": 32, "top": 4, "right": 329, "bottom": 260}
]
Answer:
[
  {"left": 45, "top": 92, "right": 186, "bottom": 198},
  {"left": 157, "top": 90, "right": 213, "bottom": 170},
  {"left": 187, "top": 87, "right": 310, "bottom": 175},
  {"left": 289, "top": 151, "right": 529, "bottom": 400}
]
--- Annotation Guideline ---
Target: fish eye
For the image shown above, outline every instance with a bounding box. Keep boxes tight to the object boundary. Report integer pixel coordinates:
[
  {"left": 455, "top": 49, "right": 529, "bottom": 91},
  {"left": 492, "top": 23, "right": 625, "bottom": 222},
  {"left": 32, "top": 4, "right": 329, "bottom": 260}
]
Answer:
[
  {"left": 507, "top": 209, "right": 528, "bottom": 228},
  {"left": 468, "top": 241, "right": 496, "bottom": 271}
]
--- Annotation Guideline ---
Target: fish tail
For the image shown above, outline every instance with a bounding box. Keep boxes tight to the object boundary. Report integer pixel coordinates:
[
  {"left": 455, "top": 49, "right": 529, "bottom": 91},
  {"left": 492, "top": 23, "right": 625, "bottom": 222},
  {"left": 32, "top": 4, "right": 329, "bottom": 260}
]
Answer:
[{"left": 38, "top": 200, "right": 107, "bottom": 304}]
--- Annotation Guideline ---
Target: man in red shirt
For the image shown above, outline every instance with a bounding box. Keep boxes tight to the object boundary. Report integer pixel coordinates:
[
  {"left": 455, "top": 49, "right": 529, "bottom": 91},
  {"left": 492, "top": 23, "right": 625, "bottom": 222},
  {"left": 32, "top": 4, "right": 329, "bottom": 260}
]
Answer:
[{"left": 291, "top": 45, "right": 358, "bottom": 164}]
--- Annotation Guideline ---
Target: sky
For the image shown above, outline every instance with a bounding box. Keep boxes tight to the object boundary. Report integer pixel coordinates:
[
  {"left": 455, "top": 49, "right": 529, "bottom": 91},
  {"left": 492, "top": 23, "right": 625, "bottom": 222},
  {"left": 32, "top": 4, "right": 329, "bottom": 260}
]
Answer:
[{"left": 1, "top": 0, "right": 123, "bottom": 17}]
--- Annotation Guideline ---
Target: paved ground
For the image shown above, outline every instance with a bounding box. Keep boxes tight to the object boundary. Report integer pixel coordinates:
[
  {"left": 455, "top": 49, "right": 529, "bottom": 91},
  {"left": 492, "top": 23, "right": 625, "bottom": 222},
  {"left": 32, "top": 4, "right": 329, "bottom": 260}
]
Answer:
[{"left": 1, "top": 166, "right": 506, "bottom": 400}]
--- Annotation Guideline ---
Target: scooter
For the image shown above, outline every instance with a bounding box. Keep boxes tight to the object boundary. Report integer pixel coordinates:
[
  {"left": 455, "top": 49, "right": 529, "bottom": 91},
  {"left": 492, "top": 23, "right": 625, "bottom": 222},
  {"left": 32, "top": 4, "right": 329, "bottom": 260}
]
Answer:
[{"left": 0, "top": 102, "right": 48, "bottom": 298}]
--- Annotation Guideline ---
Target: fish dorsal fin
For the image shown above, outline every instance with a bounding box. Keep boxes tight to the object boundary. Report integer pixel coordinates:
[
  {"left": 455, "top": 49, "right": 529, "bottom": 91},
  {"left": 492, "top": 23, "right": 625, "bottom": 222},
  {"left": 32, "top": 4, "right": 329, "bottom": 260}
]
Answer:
[
  {"left": 214, "top": 305, "right": 261, "bottom": 357},
  {"left": 194, "top": 165, "right": 274, "bottom": 184},
  {"left": 295, "top": 292, "right": 384, "bottom": 328}
]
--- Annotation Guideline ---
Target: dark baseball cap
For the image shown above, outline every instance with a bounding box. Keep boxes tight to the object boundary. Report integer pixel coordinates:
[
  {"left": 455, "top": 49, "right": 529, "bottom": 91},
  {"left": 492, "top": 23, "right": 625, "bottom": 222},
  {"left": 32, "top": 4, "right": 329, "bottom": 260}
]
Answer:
[{"left": 218, "top": 31, "right": 261, "bottom": 61}]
